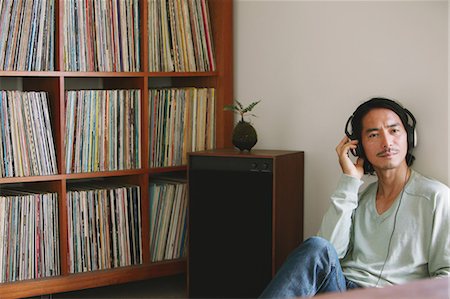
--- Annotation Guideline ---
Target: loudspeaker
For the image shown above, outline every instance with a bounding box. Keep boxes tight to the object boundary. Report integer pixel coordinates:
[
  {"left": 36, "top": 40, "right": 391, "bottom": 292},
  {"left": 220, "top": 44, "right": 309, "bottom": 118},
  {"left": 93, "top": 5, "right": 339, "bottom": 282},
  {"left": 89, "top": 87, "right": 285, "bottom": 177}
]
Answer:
[{"left": 188, "top": 149, "right": 304, "bottom": 298}]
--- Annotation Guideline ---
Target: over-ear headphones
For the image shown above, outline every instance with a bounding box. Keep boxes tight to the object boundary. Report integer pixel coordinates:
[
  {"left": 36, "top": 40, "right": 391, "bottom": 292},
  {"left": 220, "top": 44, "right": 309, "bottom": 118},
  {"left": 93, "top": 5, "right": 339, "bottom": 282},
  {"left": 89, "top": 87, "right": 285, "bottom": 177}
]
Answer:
[{"left": 344, "top": 98, "right": 417, "bottom": 174}]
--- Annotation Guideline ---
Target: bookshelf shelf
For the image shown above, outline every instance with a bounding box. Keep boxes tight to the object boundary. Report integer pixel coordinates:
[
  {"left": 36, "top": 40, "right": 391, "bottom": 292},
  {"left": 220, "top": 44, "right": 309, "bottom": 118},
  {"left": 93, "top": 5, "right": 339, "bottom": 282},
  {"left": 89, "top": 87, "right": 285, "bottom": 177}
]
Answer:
[
  {"left": 56, "top": 71, "right": 218, "bottom": 78},
  {"left": 148, "top": 72, "right": 219, "bottom": 77},
  {"left": 61, "top": 72, "right": 148, "bottom": 78},
  {"left": 149, "top": 166, "right": 188, "bottom": 174},
  {"left": 64, "top": 169, "right": 148, "bottom": 180},
  {"left": 0, "top": 260, "right": 187, "bottom": 299},
  {"left": 0, "top": 0, "right": 232, "bottom": 298},
  {"left": 0, "top": 71, "right": 62, "bottom": 77},
  {"left": 0, "top": 174, "right": 63, "bottom": 184}
]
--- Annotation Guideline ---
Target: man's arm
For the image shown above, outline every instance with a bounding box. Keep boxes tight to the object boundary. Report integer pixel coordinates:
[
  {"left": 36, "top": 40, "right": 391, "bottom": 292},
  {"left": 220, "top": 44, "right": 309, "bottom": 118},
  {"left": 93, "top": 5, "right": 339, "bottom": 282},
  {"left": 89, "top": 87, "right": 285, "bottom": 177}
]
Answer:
[
  {"left": 317, "top": 136, "right": 365, "bottom": 257},
  {"left": 318, "top": 174, "right": 362, "bottom": 258},
  {"left": 428, "top": 185, "right": 450, "bottom": 278}
]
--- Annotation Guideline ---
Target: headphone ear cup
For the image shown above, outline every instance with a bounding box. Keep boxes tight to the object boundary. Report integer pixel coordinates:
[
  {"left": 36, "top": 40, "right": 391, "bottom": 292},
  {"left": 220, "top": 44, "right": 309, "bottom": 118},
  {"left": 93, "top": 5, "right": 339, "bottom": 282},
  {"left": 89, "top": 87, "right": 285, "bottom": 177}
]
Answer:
[
  {"left": 349, "top": 134, "right": 363, "bottom": 157},
  {"left": 407, "top": 126, "right": 417, "bottom": 149},
  {"left": 345, "top": 116, "right": 360, "bottom": 157},
  {"left": 355, "top": 142, "right": 363, "bottom": 157},
  {"left": 403, "top": 107, "right": 417, "bottom": 150}
]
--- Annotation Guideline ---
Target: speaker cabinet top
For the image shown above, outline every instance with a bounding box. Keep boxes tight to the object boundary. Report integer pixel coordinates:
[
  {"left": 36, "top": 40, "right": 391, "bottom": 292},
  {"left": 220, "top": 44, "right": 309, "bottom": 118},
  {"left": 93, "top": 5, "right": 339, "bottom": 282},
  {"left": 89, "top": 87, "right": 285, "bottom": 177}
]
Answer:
[{"left": 188, "top": 148, "right": 304, "bottom": 158}]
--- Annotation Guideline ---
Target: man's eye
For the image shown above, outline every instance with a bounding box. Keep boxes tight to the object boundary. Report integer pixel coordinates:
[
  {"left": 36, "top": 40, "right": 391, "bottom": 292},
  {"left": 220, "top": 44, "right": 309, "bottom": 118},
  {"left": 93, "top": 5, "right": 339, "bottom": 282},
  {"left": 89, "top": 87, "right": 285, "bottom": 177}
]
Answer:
[{"left": 368, "top": 133, "right": 378, "bottom": 138}]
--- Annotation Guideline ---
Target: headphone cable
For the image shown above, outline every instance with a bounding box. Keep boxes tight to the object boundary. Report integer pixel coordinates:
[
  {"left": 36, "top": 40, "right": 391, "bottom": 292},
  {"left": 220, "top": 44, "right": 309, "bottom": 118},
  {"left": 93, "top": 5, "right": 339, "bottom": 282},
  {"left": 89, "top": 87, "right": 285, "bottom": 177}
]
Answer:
[{"left": 375, "top": 167, "right": 410, "bottom": 287}]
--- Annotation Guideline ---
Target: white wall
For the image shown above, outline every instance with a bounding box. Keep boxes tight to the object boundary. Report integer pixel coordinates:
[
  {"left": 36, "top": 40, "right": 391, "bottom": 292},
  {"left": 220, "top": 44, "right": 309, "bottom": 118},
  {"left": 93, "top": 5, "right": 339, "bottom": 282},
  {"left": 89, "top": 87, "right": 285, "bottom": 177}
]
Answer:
[{"left": 234, "top": 0, "right": 449, "bottom": 238}]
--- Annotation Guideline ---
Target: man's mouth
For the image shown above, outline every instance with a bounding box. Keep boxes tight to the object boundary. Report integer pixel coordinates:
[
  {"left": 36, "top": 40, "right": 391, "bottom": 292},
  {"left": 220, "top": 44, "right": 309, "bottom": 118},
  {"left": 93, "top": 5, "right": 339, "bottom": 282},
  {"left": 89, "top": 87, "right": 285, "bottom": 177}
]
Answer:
[{"left": 377, "top": 148, "right": 399, "bottom": 158}]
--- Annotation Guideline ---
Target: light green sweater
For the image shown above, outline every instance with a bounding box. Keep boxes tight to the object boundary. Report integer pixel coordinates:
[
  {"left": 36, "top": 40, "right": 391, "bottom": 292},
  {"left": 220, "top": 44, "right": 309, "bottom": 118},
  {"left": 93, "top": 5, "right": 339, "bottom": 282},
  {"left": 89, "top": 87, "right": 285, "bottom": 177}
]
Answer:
[{"left": 318, "top": 170, "right": 450, "bottom": 288}]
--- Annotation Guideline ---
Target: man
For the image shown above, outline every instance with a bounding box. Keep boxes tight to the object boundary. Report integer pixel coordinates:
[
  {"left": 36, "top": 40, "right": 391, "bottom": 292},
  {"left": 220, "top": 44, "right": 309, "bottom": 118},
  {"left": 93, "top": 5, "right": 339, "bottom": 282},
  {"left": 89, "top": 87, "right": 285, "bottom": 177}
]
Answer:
[{"left": 260, "top": 98, "right": 449, "bottom": 298}]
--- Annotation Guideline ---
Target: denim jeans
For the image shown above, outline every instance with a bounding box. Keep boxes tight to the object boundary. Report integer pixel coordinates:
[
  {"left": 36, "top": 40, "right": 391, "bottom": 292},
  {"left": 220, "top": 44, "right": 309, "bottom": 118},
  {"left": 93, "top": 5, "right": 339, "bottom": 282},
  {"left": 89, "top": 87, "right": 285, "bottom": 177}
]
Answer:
[{"left": 259, "top": 237, "right": 360, "bottom": 298}]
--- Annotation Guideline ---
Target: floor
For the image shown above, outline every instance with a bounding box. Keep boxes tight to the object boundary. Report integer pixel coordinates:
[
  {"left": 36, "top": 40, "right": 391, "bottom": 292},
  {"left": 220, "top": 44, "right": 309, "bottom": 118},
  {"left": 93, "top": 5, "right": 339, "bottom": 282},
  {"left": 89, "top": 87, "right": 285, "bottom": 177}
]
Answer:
[{"left": 28, "top": 274, "right": 187, "bottom": 299}]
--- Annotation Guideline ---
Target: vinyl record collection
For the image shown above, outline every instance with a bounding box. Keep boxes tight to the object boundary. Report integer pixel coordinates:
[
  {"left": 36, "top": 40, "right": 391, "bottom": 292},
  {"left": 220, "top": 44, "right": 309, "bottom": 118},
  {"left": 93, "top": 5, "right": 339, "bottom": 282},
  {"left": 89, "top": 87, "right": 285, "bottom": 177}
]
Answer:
[
  {"left": 149, "top": 179, "right": 187, "bottom": 262},
  {"left": 64, "top": 89, "right": 141, "bottom": 173},
  {"left": 0, "top": 0, "right": 231, "bottom": 294},
  {"left": 0, "top": 90, "right": 57, "bottom": 178},
  {"left": 149, "top": 87, "right": 215, "bottom": 168},
  {"left": 66, "top": 184, "right": 142, "bottom": 273},
  {"left": 63, "top": 0, "right": 140, "bottom": 71},
  {"left": 0, "top": 189, "right": 59, "bottom": 283},
  {"left": 148, "top": 0, "right": 215, "bottom": 72},
  {"left": 0, "top": 0, "right": 55, "bottom": 71}
]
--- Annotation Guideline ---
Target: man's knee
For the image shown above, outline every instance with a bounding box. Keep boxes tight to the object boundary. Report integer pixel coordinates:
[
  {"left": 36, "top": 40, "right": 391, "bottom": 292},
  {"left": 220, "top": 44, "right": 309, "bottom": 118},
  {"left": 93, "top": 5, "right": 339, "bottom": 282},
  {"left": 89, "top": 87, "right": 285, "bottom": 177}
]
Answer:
[
  {"left": 288, "top": 236, "right": 336, "bottom": 261},
  {"left": 303, "top": 236, "right": 333, "bottom": 251}
]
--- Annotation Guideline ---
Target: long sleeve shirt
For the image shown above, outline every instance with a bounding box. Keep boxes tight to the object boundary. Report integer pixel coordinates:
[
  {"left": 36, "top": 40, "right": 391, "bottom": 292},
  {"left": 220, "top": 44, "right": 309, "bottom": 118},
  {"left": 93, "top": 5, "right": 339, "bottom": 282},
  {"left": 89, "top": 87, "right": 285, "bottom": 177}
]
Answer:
[{"left": 318, "top": 169, "right": 450, "bottom": 288}]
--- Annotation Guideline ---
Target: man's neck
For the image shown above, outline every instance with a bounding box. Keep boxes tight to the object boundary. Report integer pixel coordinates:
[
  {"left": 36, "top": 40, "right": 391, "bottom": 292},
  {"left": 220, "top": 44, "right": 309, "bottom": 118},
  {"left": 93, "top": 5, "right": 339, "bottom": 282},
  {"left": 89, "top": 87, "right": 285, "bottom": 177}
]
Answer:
[{"left": 374, "top": 164, "right": 410, "bottom": 214}]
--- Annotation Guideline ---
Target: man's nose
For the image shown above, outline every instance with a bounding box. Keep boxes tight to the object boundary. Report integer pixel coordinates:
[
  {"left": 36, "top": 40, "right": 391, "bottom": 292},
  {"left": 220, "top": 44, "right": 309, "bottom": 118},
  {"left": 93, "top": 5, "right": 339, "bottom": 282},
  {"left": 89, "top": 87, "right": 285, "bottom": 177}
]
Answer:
[{"left": 381, "top": 131, "right": 393, "bottom": 148}]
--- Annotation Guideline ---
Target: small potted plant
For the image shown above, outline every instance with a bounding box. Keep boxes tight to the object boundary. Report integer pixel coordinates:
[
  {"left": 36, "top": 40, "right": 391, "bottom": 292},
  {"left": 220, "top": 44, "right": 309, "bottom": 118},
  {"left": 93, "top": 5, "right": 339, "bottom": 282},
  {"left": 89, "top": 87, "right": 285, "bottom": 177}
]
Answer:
[{"left": 224, "top": 100, "right": 260, "bottom": 151}]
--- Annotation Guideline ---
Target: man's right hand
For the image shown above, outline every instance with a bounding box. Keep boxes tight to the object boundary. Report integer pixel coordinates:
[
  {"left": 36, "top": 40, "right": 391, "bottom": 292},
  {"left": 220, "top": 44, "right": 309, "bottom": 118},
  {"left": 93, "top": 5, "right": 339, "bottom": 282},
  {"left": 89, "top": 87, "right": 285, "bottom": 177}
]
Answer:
[{"left": 336, "top": 136, "right": 364, "bottom": 179}]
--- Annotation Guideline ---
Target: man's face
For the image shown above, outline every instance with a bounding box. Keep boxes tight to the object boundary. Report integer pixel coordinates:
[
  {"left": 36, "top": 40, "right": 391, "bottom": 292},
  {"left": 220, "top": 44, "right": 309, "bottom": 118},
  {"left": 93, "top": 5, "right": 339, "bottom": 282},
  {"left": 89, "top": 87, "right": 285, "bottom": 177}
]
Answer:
[{"left": 361, "top": 108, "right": 408, "bottom": 172}]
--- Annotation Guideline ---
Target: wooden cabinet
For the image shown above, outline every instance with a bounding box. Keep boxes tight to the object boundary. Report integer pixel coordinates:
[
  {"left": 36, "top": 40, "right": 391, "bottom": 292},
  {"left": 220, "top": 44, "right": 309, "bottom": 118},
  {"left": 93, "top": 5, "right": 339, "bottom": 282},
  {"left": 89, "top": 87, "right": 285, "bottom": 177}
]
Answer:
[
  {"left": 188, "top": 149, "right": 304, "bottom": 298},
  {"left": 0, "top": 1, "right": 233, "bottom": 298}
]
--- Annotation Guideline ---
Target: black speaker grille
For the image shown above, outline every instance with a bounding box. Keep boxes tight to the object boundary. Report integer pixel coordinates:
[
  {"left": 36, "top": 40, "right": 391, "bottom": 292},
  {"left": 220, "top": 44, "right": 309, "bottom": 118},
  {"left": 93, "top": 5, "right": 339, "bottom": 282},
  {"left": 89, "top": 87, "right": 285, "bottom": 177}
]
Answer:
[{"left": 189, "top": 156, "right": 273, "bottom": 298}]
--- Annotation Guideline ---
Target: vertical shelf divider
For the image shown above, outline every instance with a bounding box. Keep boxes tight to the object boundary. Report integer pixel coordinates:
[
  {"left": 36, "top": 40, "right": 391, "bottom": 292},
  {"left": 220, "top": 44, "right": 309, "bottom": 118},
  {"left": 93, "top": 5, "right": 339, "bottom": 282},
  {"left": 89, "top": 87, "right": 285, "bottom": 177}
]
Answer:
[
  {"left": 55, "top": 0, "right": 63, "bottom": 72},
  {"left": 139, "top": 173, "right": 151, "bottom": 264},
  {"left": 141, "top": 0, "right": 149, "bottom": 73},
  {"left": 58, "top": 178, "right": 69, "bottom": 275}
]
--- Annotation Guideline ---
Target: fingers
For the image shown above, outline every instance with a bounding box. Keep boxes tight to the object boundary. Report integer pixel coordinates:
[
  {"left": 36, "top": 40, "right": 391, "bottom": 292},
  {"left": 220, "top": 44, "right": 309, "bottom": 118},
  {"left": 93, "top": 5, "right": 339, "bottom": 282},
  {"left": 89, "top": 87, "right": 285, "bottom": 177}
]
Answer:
[
  {"left": 336, "top": 136, "right": 358, "bottom": 157},
  {"left": 336, "top": 136, "right": 364, "bottom": 179},
  {"left": 356, "top": 157, "right": 364, "bottom": 167}
]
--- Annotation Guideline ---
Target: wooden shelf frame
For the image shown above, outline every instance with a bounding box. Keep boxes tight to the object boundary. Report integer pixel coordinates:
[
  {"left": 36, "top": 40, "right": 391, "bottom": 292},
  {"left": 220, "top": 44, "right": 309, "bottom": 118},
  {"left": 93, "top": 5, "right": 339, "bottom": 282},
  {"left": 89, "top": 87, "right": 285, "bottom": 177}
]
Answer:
[
  {"left": 0, "top": 261, "right": 187, "bottom": 299},
  {"left": 0, "top": 0, "right": 233, "bottom": 298}
]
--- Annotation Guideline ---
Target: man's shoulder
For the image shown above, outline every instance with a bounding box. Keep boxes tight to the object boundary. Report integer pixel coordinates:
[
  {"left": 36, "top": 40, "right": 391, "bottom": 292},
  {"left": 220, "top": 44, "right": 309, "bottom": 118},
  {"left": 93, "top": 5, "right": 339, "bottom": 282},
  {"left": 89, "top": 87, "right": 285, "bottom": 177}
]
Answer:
[{"left": 406, "top": 170, "right": 449, "bottom": 201}]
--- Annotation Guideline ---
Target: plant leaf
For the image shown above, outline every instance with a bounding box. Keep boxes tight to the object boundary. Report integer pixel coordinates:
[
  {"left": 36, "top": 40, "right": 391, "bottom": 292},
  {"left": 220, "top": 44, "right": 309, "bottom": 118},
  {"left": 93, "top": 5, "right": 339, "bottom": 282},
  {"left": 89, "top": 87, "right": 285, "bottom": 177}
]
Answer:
[
  {"left": 242, "top": 100, "right": 260, "bottom": 113},
  {"left": 224, "top": 104, "right": 239, "bottom": 111}
]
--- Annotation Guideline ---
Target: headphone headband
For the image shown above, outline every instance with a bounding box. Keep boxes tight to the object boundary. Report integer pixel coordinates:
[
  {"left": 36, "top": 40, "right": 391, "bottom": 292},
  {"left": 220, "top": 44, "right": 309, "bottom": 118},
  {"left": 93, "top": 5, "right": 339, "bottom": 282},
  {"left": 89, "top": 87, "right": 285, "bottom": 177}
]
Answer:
[{"left": 345, "top": 98, "right": 416, "bottom": 138}]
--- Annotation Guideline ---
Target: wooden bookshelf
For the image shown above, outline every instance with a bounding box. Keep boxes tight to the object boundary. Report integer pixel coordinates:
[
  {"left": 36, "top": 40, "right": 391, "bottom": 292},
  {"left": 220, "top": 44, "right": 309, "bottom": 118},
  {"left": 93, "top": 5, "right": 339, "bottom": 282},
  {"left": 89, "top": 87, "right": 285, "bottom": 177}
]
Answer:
[{"left": 0, "top": 0, "right": 233, "bottom": 298}]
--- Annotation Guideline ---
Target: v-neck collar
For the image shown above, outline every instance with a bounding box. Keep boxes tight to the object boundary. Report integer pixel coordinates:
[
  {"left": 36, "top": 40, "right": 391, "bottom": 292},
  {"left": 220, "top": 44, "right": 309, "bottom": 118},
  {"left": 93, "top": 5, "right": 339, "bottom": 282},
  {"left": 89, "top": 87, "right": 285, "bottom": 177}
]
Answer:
[{"left": 369, "top": 170, "right": 414, "bottom": 222}]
